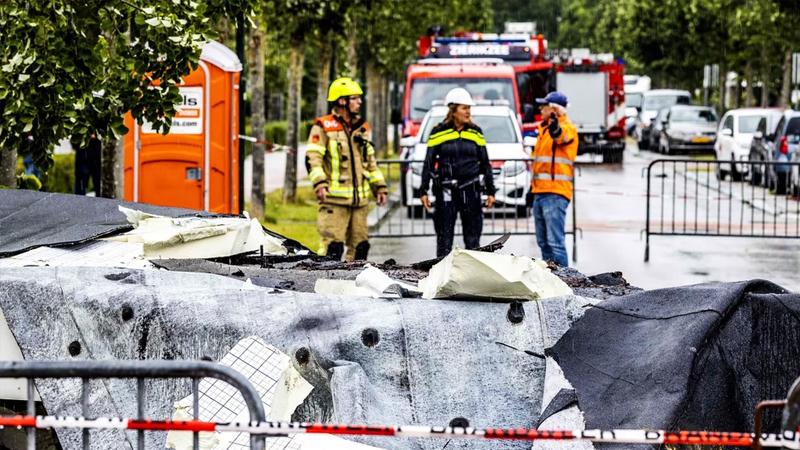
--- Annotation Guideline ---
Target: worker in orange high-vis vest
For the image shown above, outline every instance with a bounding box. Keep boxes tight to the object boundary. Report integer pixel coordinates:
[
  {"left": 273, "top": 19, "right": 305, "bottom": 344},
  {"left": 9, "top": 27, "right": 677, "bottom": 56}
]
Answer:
[{"left": 531, "top": 91, "right": 578, "bottom": 267}]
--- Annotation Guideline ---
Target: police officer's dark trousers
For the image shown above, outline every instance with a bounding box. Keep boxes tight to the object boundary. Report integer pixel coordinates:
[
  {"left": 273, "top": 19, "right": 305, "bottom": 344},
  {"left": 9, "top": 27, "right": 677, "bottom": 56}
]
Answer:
[{"left": 433, "top": 183, "right": 483, "bottom": 257}]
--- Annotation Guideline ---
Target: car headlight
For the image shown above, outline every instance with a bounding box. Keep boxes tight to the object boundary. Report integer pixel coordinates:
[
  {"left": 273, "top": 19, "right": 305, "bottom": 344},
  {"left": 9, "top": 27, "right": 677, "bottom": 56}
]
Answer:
[
  {"left": 670, "top": 130, "right": 689, "bottom": 140},
  {"left": 502, "top": 160, "right": 526, "bottom": 178}
]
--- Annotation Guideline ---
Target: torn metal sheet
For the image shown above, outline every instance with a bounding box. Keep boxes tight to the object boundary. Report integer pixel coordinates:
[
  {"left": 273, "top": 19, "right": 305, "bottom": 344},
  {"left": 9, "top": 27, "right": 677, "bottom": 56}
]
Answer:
[
  {"left": 355, "top": 265, "right": 420, "bottom": 298},
  {"left": 549, "top": 280, "right": 799, "bottom": 448},
  {"left": 419, "top": 249, "right": 572, "bottom": 300},
  {"left": 314, "top": 279, "right": 375, "bottom": 297},
  {"left": 0, "top": 267, "right": 592, "bottom": 450},
  {"left": 109, "top": 206, "right": 286, "bottom": 259},
  {"left": 0, "top": 190, "right": 212, "bottom": 257},
  {"left": 0, "top": 240, "right": 153, "bottom": 270}
]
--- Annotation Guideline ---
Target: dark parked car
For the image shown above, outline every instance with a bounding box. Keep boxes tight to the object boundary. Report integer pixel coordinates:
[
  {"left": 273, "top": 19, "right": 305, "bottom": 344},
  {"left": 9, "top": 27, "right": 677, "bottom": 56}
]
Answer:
[
  {"left": 749, "top": 110, "right": 800, "bottom": 194},
  {"left": 636, "top": 89, "right": 691, "bottom": 150},
  {"left": 748, "top": 109, "right": 788, "bottom": 189},
  {"left": 656, "top": 105, "right": 718, "bottom": 155}
]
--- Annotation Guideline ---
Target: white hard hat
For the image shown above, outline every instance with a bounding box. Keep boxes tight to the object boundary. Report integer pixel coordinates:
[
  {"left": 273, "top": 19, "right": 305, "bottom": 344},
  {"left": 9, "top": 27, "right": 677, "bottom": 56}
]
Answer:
[{"left": 444, "top": 87, "right": 475, "bottom": 106}]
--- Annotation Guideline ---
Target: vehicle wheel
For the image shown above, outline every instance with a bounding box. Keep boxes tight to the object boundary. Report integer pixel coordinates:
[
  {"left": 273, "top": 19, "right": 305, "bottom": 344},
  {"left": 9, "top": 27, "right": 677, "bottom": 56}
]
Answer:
[
  {"left": 406, "top": 205, "right": 424, "bottom": 219},
  {"left": 715, "top": 163, "right": 727, "bottom": 181},
  {"left": 516, "top": 204, "right": 530, "bottom": 218},
  {"left": 602, "top": 148, "right": 623, "bottom": 164},
  {"left": 730, "top": 162, "right": 743, "bottom": 182}
]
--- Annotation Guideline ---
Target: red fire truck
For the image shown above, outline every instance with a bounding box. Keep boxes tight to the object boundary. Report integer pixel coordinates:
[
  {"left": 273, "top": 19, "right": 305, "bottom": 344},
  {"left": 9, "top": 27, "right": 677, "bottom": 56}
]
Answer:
[
  {"left": 401, "top": 59, "right": 521, "bottom": 137},
  {"left": 406, "top": 29, "right": 554, "bottom": 137},
  {"left": 554, "top": 50, "right": 626, "bottom": 163}
]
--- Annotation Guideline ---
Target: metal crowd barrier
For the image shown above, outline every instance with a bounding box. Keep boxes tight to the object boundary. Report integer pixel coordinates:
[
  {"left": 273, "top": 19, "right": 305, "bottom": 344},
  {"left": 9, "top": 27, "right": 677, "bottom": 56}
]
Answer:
[
  {"left": 0, "top": 360, "right": 267, "bottom": 450},
  {"left": 644, "top": 159, "right": 800, "bottom": 261},
  {"left": 371, "top": 158, "right": 578, "bottom": 261}
]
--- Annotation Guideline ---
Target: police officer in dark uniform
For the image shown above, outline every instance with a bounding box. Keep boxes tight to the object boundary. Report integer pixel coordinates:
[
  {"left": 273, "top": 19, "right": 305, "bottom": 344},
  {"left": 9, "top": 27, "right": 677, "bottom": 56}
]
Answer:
[{"left": 420, "top": 88, "right": 496, "bottom": 257}]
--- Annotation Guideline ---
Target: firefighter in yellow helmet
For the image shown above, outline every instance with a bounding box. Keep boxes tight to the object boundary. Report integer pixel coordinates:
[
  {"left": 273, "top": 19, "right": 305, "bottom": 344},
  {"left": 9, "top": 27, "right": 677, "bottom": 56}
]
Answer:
[{"left": 306, "top": 77, "right": 388, "bottom": 261}]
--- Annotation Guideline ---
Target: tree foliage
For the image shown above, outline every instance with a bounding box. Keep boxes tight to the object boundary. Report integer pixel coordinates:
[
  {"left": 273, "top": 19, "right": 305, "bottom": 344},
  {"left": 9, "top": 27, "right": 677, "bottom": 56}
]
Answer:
[
  {"left": 553, "top": 0, "right": 799, "bottom": 101},
  {"left": 0, "top": 0, "right": 255, "bottom": 172}
]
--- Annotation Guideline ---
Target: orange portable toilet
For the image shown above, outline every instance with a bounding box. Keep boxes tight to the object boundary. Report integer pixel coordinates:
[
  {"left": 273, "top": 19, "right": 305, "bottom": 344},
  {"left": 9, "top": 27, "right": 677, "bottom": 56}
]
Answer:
[{"left": 123, "top": 41, "right": 241, "bottom": 214}]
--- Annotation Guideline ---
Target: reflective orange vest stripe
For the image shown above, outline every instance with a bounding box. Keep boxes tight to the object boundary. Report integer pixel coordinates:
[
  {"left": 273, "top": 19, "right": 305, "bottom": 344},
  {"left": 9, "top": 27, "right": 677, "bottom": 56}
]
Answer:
[{"left": 531, "top": 117, "right": 578, "bottom": 201}]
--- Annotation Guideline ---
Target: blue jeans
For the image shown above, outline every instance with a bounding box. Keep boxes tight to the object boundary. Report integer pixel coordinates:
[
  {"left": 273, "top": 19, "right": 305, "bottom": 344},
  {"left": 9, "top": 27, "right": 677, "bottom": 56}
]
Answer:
[{"left": 533, "top": 193, "right": 569, "bottom": 267}]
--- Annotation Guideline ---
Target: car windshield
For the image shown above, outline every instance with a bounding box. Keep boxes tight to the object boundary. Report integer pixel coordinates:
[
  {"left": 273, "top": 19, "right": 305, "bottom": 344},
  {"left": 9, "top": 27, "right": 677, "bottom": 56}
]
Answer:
[
  {"left": 409, "top": 78, "right": 517, "bottom": 120},
  {"left": 626, "top": 92, "right": 643, "bottom": 108},
  {"left": 671, "top": 108, "right": 717, "bottom": 123},
  {"left": 786, "top": 118, "right": 800, "bottom": 137},
  {"left": 738, "top": 115, "right": 762, "bottom": 133},
  {"left": 643, "top": 94, "right": 690, "bottom": 112},
  {"left": 421, "top": 114, "right": 519, "bottom": 144}
]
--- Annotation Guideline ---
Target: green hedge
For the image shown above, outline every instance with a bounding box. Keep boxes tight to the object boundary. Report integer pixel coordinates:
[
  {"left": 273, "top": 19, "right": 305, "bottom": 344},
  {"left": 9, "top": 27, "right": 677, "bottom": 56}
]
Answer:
[
  {"left": 265, "top": 121, "right": 287, "bottom": 145},
  {"left": 263, "top": 120, "right": 315, "bottom": 147},
  {"left": 11, "top": 153, "right": 73, "bottom": 192},
  {"left": 43, "top": 153, "right": 76, "bottom": 193}
]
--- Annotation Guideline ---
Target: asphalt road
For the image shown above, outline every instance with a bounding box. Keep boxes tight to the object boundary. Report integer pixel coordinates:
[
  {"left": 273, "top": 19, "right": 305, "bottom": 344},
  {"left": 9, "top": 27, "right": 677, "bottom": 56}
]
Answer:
[{"left": 368, "top": 143, "right": 800, "bottom": 292}]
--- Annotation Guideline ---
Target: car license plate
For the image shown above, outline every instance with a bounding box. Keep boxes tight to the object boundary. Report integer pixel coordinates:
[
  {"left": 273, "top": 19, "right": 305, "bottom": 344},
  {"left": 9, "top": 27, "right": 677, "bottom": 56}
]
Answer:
[{"left": 692, "top": 136, "right": 711, "bottom": 143}]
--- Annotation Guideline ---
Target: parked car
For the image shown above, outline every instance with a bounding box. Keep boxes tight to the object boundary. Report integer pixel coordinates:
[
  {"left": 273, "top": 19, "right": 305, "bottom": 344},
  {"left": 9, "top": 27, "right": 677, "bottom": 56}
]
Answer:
[
  {"left": 748, "top": 109, "right": 788, "bottom": 187},
  {"left": 657, "top": 105, "right": 718, "bottom": 155},
  {"left": 636, "top": 89, "right": 691, "bottom": 150},
  {"left": 773, "top": 111, "right": 800, "bottom": 195},
  {"left": 713, "top": 108, "right": 772, "bottom": 181},
  {"left": 400, "top": 104, "right": 533, "bottom": 218}
]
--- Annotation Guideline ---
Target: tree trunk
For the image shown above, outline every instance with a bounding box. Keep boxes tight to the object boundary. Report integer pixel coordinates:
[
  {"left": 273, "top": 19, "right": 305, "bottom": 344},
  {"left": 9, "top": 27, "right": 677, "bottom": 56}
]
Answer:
[
  {"left": 316, "top": 31, "right": 333, "bottom": 118},
  {"left": 745, "top": 63, "right": 755, "bottom": 107},
  {"left": 346, "top": 26, "right": 358, "bottom": 78},
  {"left": 366, "top": 62, "right": 380, "bottom": 151},
  {"left": 100, "top": 136, "right": 118, "bottom": 198},
  {"left": 377, "top": 74, "right": 389, "bottom": 157},
  {"left": 248, "top": 21, "right": 266, "bottom": 220},
  {"left": 718, "top": 66, "right": 726, "bottom": 114},
  {"left": 283, "top": 37, "right": 305, "bottom": 204},
  {"left": 0, "top": 148, "right": 17, "bottom": 188},
  {"left": 779, "top": 49, "right": 792, "bottom": 108}
]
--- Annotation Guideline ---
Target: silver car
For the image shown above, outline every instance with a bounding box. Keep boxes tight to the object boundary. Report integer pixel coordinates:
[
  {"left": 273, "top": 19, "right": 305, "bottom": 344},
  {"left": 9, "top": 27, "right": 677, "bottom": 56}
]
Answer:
[{"left": 400, "top": 105, "right": 533, "bottom": 218}]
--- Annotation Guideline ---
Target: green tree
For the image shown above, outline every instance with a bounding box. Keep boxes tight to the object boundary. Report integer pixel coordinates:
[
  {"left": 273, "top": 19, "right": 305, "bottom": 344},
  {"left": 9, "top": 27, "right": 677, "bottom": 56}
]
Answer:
[{"left": 0, "top": 0, "right": 255, "bottom": 192}]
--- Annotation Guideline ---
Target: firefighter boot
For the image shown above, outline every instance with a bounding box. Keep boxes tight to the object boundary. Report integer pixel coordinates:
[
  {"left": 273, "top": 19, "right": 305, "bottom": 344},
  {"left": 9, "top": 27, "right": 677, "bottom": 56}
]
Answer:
[
  {"left": 326, "top": 241, "right": 345, "bottom": 261},
  {"left": 354, "top": 241, "right": 370, "bottom": 261}
]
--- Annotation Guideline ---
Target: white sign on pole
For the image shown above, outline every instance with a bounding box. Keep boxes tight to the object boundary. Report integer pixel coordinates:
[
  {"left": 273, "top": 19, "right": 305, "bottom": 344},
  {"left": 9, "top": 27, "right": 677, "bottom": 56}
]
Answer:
[
  {"left": 792, "top": 52, "right": 800, "bottom": 85},
  {"left": 142, "top": 86, "right": 204, "bottom": 135},
  {"left": 703, "top": 65, "right": 710, "bottom": 89},
  {"left": 504, "top": 22, "right": 536, "bottom": 34}
]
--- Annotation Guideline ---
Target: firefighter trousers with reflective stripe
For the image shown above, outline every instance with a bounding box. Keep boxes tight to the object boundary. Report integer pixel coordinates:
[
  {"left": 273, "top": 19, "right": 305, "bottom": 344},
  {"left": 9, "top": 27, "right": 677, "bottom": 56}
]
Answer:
[
  {"left": 433, "top": 184, "right": 483, "bottom": 257},
  {"left": 317, "top": 203, "right": 369, "bottom": 261}
]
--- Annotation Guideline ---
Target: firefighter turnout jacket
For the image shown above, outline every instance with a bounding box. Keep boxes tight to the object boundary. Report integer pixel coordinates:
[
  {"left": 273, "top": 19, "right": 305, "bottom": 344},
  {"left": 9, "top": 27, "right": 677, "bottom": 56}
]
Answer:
[
  {"left": 420, "top": 122, "right": 496, "bottom": 197},
  {"left": 532, "top": 115, "right": 578, "bottom": 201},
  {"left": 306, "top": 112, "right": 388, "bottom": 207}
]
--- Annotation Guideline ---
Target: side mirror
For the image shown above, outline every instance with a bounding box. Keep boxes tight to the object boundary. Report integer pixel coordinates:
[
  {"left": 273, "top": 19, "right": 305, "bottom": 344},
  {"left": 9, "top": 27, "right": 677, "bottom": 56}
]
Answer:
[
  {"left": 391, "top": 108, "right": 402, "bottom": 125},
  {"left": 523, "top": 103, "right": 535, "bottom": 123},
  {"left": 400, "top": 136, "right": 417, "bottom": 148},
  {"left": 720, "top": 128, "right": 733, "bottom": 137},
  {"left": 523, "top": 135, "right": 537, "bottom": 148}
]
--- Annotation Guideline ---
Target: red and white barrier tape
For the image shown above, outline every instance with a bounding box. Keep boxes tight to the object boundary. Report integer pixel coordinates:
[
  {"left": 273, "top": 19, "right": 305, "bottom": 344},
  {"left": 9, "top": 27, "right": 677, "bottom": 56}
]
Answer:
[{"left": 1, "top": 415, "right": 799, "bottom": 448}]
